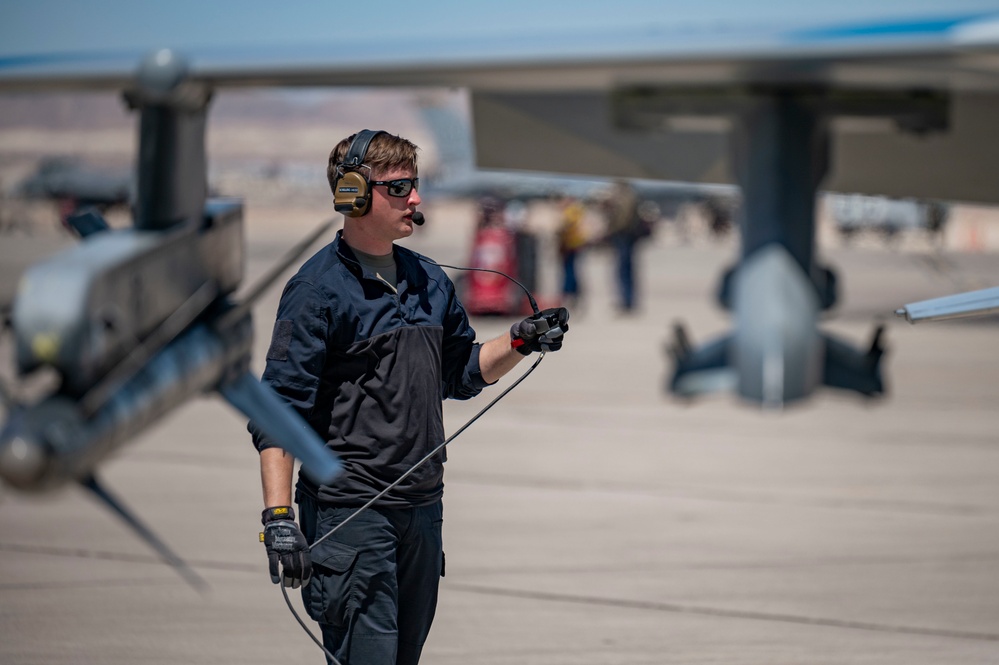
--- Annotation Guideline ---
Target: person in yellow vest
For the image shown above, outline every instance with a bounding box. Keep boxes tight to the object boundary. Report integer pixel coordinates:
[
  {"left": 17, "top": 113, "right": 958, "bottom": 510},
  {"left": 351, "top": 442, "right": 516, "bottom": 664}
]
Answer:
[{"left": 556, "top": 197, "right": 589, "bottom": 309}]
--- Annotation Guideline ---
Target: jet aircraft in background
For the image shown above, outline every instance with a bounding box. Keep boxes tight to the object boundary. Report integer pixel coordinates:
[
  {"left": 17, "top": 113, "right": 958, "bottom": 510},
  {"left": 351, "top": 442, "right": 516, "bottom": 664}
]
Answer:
[
  {"left": 830, "top": 194, "right": 950, "bottom": 245},
  {"left": 16, "top": 156, "right": 132, "bottom": 212},
  {"left": 10, "top": 156, "right": 134, "bottom": 231}
]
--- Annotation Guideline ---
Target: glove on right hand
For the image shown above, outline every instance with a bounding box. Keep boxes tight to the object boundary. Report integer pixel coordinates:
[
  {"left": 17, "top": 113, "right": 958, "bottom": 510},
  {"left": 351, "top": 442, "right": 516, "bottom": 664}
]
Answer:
[
  {"left": 510, "top": 307, "right": 570, "bottom": 355},
  {"left": 260, "top": 506, "right": 311, "bottom": 589}
]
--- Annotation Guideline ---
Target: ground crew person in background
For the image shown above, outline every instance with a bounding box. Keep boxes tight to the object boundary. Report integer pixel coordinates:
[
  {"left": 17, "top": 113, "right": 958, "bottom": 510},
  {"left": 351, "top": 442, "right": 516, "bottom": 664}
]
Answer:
[
  {"left": 556, "top": 196, "right": 589, "bottom": 310},
  {"left": 602, "top": 180, "right": 647, "bottom": 313},
  {"left": 249, "top": 130, "right": 569, "bottom": 665}
]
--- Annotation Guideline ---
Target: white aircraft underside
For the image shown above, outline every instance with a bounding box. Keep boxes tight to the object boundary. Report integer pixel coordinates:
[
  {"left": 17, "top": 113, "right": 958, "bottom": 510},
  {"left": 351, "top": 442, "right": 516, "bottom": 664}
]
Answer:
[{"left": 4, "top": 3, "right": 999, "bottom": 200}]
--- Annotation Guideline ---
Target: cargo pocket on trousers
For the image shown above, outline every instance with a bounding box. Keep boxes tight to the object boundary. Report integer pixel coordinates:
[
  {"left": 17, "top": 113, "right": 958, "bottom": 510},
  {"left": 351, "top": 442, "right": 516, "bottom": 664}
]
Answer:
[{"left": 305, "top": 540, "right": 359, "bottom": 628}]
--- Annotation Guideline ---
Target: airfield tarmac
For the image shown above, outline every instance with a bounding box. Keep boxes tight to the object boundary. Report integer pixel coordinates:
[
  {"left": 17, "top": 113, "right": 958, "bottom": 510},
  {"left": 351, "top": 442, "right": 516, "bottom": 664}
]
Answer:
[{"left": 2, "top": 202, "right": 999, "bottom": 664}]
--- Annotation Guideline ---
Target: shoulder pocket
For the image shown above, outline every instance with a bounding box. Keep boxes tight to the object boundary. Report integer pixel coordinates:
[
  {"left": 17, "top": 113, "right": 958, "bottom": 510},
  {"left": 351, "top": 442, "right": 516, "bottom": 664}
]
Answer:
[{"left": 266, "top": 319, "right": 294, "bottom": 361}]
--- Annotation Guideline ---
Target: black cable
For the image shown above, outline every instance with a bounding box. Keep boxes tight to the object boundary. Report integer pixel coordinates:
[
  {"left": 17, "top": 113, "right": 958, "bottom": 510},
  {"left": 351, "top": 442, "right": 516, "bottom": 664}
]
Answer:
[
  {"left": 427, "top": 260, "right": 540, "bottom": 314},
  {"left": 311, "top": 350, "right": 544, "bottom": 551},
  {"left": 281, "top": 583, "right": 341, "bottom": 665}
]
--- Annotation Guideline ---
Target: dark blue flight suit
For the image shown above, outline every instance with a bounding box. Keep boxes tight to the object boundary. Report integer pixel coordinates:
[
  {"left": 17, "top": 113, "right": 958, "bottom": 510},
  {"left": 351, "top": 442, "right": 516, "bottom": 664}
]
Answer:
[{"left": 252, "top": 231, "right": 490, "bottom": 664}]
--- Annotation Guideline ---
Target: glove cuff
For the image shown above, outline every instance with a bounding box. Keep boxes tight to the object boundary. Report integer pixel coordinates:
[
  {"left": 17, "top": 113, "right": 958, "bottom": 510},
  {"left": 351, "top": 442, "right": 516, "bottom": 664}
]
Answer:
[{"left": 261, "top": 505, "right": 296, "bottom": 525}]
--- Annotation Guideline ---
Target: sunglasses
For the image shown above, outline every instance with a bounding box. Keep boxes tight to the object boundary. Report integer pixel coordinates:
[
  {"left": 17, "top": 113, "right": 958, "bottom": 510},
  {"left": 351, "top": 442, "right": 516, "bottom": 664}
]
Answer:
[{"left": 371, "top": 178, "right": 419, "bottom": 197}]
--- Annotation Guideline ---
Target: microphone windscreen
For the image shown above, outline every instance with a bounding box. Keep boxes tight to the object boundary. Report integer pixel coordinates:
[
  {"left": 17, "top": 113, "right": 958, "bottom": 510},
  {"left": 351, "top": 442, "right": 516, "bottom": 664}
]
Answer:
[{"left": 412, "top": 211, "right": 425, "bottom": 226}]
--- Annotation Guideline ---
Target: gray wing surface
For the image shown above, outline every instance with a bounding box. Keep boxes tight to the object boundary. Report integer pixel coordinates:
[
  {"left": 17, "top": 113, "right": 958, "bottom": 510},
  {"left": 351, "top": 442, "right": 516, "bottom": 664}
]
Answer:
[{"left": 5, "top": 2, "right": 999, "bottom": 201}]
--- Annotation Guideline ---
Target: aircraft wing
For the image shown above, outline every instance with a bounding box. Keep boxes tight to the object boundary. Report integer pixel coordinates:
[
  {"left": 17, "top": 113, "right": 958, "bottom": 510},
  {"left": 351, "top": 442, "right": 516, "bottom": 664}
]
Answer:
[
  {"left": 3, "top": 3, "right": 999, "bottom": 90},
  {"left": 4, "top": 2, "right": 999, "bottom": 202},
  {"left": 415, "top": 97, "right": 740, "bottom": 210}
]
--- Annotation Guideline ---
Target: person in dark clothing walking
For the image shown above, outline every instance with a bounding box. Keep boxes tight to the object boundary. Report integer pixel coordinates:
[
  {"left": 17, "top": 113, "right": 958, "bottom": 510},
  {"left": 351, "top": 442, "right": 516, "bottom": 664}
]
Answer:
[
  {"left": 249, "top": 130, "right": 568, "bottom": 665},
  {"left": 602, "top": 180, "right": 649, "bottom": 313}
]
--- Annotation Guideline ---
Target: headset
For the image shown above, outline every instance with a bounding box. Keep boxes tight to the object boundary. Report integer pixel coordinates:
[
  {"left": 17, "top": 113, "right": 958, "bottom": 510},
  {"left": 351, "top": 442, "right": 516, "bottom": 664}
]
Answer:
[{"left": 332, "top": 129, "right": 385, "bottom": 217}]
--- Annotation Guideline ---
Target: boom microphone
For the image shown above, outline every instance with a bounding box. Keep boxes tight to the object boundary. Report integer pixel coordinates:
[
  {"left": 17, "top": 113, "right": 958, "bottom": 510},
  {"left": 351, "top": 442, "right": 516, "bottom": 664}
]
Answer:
[{"left": 412, "top": 211, "right": 425, "bottom": 226}]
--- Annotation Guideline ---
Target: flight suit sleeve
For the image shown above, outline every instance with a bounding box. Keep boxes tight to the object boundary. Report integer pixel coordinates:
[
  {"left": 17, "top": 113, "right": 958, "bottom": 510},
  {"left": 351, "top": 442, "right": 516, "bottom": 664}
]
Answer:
[
  {"left": 440, "top": 280, "right": 491, "bottom": 400},
  {"left": 249, "top": 279, "right": 331, "bottom": 452}
]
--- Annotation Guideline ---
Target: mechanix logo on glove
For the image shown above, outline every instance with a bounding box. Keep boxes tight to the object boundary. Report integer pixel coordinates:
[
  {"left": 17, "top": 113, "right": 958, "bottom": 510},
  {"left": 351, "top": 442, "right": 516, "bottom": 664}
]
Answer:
[{"left": 510, "top": 307, "right": 570, "bottom": 355}]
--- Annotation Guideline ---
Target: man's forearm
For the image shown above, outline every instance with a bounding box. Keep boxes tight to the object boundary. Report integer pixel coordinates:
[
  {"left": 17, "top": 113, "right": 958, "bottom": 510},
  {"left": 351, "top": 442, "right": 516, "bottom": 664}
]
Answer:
[
  {"left": 260, "top": 447, "right": 295, "bottom": 508},
  {"left": 478, "top": 331, "right": 525, "bottom": 384}
]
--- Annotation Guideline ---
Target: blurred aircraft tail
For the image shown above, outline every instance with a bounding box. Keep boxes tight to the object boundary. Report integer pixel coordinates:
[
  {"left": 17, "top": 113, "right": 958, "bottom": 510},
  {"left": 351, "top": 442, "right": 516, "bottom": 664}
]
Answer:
[
  {"left": 415, "top": 96, "right": 476, "bottom": 181},
  {"left": 821, "top": 326, "right": 886, "bottom": 397},
  {"left": 668, "top": 246, "right": 885, "bottom": 407},
  {"left": 669, "top": 325, "right": 886, "bottom": 405},
  {"left": 668, "top": 326, "right": 737, "bottom": 398}
]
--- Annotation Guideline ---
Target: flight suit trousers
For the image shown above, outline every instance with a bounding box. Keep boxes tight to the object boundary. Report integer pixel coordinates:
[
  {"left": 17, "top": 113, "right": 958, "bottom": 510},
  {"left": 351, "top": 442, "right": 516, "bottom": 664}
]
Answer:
[{"left": 298, "top": 492, "right": 444, "bottom": 665}]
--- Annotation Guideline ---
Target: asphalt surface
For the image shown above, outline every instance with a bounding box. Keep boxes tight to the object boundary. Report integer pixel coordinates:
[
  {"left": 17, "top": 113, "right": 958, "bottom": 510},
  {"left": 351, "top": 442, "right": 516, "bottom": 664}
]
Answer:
[{"left": 2, "top": 207, "right": 999, "bottom": 664}]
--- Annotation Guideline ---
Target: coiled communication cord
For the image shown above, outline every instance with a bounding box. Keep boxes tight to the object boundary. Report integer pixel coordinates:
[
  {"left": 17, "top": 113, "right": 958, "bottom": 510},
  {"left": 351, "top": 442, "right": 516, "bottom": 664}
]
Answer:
[{"left": 279, "top": 257, "right": 551, "bottom": 664}]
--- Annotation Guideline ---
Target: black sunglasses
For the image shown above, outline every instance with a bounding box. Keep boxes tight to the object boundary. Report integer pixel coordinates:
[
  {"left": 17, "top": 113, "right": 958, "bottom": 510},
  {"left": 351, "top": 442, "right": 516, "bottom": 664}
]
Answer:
[{"left": 371, "top": 178, "right": 419, "bottom": 197}]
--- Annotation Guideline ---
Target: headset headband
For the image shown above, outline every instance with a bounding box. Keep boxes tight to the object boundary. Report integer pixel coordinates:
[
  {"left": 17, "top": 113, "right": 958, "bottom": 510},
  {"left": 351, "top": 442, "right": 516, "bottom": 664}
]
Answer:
[{"left": 342, "top": 129, "right": 384, "bottom": 171}]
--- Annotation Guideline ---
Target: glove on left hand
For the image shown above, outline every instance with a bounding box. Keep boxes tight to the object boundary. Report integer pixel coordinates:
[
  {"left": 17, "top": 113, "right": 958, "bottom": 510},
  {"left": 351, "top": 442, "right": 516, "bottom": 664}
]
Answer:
[
  {"left": 510, "top": 307, "right": 570, "bottom": 355},
  {"left": 260, "top": 506, "right": 311, "bottom": 589}
]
